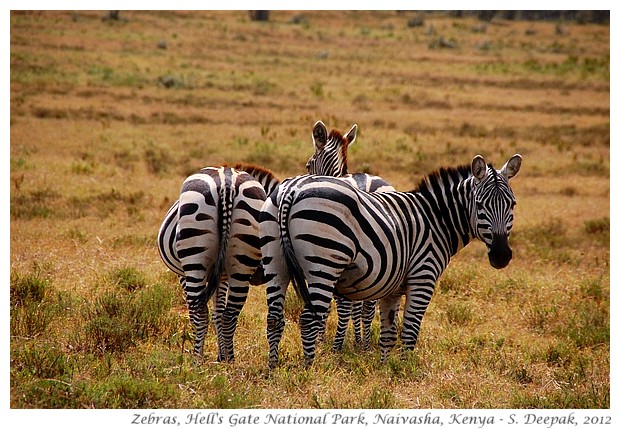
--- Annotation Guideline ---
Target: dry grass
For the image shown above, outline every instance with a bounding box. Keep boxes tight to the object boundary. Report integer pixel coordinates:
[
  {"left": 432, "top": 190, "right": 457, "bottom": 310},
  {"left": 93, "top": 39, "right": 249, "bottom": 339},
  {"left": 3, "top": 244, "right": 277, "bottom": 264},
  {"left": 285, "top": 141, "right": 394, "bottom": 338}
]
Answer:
[{"left": 10, "top": 10, "right": 609, "bottom": 409}]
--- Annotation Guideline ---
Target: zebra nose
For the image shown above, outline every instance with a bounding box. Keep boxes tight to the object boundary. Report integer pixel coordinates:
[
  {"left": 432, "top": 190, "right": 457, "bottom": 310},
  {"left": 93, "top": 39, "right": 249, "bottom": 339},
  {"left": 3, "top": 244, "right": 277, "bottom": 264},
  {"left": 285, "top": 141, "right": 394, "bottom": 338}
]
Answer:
[{"left": 488, "top": 234, "right": 512, "bottom": 269}]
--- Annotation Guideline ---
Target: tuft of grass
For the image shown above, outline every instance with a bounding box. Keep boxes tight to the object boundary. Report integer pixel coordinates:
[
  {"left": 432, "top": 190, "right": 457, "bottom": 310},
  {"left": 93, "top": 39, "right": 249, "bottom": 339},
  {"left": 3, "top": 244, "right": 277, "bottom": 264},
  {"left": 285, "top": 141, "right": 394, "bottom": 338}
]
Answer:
[
  {"left": 106, "top": 266, "right": 147, "bottom": 292},
  {"left": 87, "top": 65, "right": 148, "bottom": 88},
  {"left": 10, "top": 187, "right": 61, "bottom": 219},
  {"left": 252, "top": 78, "right": 279, "bottom": 96},
  {"left": 10, "top": 270, "right": 49, "bottom": 307},
  {"left": 559, "top": 302, "right": 609, "bottom": 349},
  {"left": 512, "top": 217, "right": 569, "bottom": 249},
  {"left": 438, "top": 265, "right": 478, "bottom": 294},
  {"left": 77, "top": 281, "right": 179, "bottom": 354},
  {"left": 445, "top": 302, "right": 474, "bottom": 325},
  {"left": 283, "top": 290, "right": 305, "bottom": 323},
  {"left": 584, "top": 216, "right": 609, "bottom": 236},
  {"left": 524, "top": 302, "right": 558, "bottom": 334},
  {"left": 544, "top": 341, "right": 573, "bottom": 367},
  {"left": 310, "top": 80, "right": 324, "bottom": 98},
  {"left": 10, "top": 270, "right": 57, "bottom": 339},
  {"left": 579, "top": 276, "right": 607, "bottom": 301},
  {"left": 69, "top": 188, "right": 146, "bottom": 219},
  {"left": 362, "top": 386, "right": 397, "bottom": 408},
  {"left": 144, "top": 141, "right": 172, "bottom": 175}
]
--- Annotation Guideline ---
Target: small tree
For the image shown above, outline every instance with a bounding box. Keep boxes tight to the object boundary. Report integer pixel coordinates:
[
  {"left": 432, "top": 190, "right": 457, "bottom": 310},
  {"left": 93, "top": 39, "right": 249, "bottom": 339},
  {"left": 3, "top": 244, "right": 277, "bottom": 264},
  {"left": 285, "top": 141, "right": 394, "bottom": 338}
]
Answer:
[{"left": 249, "top": 11, "right": 269, "bottom": 21}]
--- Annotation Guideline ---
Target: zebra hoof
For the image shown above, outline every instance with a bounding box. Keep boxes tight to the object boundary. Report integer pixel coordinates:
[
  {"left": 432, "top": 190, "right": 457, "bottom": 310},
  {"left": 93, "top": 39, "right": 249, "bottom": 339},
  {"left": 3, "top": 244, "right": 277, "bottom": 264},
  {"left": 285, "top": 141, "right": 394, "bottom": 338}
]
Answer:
[
  {"left": 217, "top": 355, "right": 235, "bottom": 363},
  {"left": 359, "top": 342, "right": 371, "bottom": 351}
]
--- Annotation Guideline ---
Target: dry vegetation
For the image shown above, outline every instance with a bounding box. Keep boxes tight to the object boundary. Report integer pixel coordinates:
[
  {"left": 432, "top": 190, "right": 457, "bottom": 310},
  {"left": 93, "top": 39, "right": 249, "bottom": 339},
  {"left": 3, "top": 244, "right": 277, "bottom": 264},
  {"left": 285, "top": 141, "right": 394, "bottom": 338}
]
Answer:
[{"left": 10, "top": 11, "right": 609, "bottom": 409}]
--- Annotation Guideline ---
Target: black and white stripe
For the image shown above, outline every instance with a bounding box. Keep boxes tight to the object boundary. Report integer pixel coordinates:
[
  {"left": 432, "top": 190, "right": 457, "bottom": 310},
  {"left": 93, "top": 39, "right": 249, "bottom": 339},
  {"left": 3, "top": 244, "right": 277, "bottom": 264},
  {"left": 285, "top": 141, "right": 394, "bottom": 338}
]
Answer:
[
  {"left": 321, "top": 173, "right": 394, "bottom": 352},
  {"left": 261, "top": 154, "right": 522, "bottom": 367}
]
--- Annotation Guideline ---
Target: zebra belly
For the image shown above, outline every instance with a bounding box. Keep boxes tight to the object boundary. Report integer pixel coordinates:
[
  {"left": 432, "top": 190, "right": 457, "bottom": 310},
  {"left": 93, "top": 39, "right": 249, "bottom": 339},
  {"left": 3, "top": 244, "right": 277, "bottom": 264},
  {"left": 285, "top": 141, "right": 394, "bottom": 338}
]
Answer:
[
  {"left": 334, "top": 257, "right": 406, "bottom": 301},
  {"left": 336, "top": 266, "right": 404, "bottom": 301}
]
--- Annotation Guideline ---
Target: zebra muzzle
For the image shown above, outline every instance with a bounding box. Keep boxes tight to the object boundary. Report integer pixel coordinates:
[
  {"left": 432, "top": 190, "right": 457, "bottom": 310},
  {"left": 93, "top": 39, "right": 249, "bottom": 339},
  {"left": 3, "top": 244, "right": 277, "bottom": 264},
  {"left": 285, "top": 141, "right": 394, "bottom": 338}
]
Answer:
[{"left": 488, "top": 234, "right": 512, "bottom": 269}]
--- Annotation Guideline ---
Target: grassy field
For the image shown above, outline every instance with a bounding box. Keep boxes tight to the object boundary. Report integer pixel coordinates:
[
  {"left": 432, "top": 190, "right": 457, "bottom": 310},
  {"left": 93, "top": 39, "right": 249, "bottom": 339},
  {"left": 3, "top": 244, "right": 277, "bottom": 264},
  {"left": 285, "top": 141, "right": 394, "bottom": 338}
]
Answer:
[{"left": 9, "top": 10, "right": 609, "bottom": 409}]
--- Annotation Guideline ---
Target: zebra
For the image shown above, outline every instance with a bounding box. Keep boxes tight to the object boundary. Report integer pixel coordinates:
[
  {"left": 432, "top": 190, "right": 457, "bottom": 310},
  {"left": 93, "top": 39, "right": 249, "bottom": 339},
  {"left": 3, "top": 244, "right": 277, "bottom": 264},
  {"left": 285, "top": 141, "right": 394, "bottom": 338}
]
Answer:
[
  {"left": 156, "top": 120, "right": 365, "bottom": 362},
  {"left": 260, "top": 154, "right": 522, "bottom": 367},
  {"left": 171, "top": 165, "right": 276, "bottom": 362}
]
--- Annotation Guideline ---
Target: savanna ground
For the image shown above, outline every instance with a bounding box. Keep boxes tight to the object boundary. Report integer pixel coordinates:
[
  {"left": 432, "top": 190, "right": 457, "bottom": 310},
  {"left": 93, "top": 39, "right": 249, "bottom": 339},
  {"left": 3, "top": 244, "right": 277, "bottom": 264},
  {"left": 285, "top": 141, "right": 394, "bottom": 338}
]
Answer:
[{"left": 9, "top": 10, "right": 610, "bottom": 409}]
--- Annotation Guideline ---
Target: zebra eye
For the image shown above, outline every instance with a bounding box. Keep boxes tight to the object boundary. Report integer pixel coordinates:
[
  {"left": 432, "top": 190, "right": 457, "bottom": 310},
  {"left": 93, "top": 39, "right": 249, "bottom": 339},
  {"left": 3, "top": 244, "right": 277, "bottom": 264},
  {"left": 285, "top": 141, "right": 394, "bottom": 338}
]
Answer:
[{"left": 511, "top": 201, "right": 516, "bottom": 209}]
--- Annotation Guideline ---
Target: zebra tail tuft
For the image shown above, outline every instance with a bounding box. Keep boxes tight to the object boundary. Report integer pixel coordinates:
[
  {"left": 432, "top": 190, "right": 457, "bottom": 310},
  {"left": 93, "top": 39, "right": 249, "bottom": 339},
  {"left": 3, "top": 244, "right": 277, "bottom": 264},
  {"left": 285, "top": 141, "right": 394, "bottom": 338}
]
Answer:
[{"left": 279, "top": 190, "right": 315, "bottom": 314}]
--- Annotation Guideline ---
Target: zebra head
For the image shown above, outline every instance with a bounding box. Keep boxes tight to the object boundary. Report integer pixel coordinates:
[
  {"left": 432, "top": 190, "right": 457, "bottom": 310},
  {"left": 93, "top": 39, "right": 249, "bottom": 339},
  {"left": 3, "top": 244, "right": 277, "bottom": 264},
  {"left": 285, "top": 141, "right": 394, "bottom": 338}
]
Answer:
[
  {"left": 305, "top": 120, "right": 357, "bottom": 176},
  {"left": 470, "top": 154, "right": 522, "bottom": 269}
]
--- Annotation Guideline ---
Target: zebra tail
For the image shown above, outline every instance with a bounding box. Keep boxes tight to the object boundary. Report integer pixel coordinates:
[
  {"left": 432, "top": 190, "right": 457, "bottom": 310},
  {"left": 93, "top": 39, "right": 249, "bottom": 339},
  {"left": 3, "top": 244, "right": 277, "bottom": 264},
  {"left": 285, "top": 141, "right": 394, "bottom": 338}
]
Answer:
[
  {"left": 203, "top": 176, "right": 234, "bottom": 305},
  {"left": 279, "top": 190, "right": 315, "bottom": 313}
]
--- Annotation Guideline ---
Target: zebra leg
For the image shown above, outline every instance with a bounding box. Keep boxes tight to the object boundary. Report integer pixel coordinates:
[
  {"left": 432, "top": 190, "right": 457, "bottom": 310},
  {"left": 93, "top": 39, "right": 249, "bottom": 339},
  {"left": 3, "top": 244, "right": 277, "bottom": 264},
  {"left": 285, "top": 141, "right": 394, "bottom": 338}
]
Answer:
[
  {"left": 315, "top": 300, "right": 331, "bottom": 344},
  {"left": 332, "top": 297, "right": 353, "bottom": 352},
  {"left": 266, "top": 280, "right": 288, "bottom": 368},
  {"left": 220, "top": 281, "right": 250, "bottom": 362},
  {"left": 352, "top": 300, "right": 363, "bottom": 345},
  {"left": 212, "top": 281, "right": 228, "bottom": 362},
  {"left": 185, "top": 284, "right": 209, "bottom": 360},
  {"left": 401, "top": 280, "right": 435, "bottom": 351},
  {"left": 378, "top": 293, "right": 401, "bottom": 363},
  {"left": 361, "top": 300, "right": 377, "bottom": 350},
  {"left": 261, "top": 194, "right": 291, "bottom": 369},
  {"left": 299, "top": 305, "right": 328, "bottom": 367},
  {"left": 263, "top": 245, "right": 289, "bottom": 368}
]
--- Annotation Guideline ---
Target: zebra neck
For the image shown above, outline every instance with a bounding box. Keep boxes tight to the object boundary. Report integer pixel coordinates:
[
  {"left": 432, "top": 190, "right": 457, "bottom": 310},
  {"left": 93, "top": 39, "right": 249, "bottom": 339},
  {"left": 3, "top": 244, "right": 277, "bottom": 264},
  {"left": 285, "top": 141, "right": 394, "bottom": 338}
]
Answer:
[{"left": 413, "top": 176, "right": 475, "bottom": 257}]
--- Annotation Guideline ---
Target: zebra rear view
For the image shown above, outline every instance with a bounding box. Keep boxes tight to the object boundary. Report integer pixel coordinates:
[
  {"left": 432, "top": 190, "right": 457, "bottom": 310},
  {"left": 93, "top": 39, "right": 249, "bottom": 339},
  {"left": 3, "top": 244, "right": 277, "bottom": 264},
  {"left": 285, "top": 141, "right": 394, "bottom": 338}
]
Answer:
[
  {"left": 262, "top": 154, "right": 522, "bottom": 367},
  {"left": 176, "top": 166, "right": 269, "bottom": 362}
]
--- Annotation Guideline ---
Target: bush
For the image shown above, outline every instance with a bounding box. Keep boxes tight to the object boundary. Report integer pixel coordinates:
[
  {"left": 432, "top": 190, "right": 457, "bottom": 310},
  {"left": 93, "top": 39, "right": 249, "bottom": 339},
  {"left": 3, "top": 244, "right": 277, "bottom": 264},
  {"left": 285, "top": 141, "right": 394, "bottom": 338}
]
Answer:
[
  {"left": 10, "top": 271, "right": 49, "bottom": 307},
  {"left": 10, "top": 270, "right": 55, "bottom": 338},
  {"left": 80, "top": 282, "right": 178, "bottom": 354},
  {"left": 107, "top": 266, "right": 147, "bottom": 292}
]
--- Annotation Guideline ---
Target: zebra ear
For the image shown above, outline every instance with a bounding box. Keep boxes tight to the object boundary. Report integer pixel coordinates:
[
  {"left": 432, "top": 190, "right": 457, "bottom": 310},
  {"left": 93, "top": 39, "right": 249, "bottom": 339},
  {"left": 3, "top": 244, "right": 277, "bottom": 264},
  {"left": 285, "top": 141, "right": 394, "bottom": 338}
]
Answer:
[
  {"left": 344, "top": 124, "right": 358, "bottom": 147},
  {"left": 471, "top": 155, "right": 488, "bottom": 181},
  {"left": 312, "top": 121, "right": 328, "bottom": 151},
  {"left": 500, "top": 154, "right": 522, "bottom": 180}
]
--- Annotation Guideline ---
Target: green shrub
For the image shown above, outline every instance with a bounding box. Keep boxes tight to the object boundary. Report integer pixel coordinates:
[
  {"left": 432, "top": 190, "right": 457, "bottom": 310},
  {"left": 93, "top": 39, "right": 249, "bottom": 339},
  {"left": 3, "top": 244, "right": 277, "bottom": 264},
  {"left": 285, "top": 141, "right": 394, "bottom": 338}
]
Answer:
[
  {"left": 584, "top": 217, "right": 609, "bottom": 235},
  {"left": 10, "top": 271, "right": 49, "bottom": 307},
  {"left": 80, "top": 281, "right": 178, "bottom": 354},
  {"left": 144, "top": 142, "right": 172, "bottom": 175},
  {"left": 107, "top": 266, "right": 147, "bottom": 292},
  {"left": 10, "top": 187, "right": 60, "bottom": 219},
  {"left": 445, "top": 302, "right": 474, "bottom": 325}
]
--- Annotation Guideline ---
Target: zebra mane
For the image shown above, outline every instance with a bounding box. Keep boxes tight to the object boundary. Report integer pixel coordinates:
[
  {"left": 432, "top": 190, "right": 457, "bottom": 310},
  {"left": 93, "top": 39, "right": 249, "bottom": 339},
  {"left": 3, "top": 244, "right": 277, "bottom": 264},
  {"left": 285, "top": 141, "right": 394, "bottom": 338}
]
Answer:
[
  {"left": 328, "top": 129, "right": 345, "bottom": 141},
  {"left": 414, "top": 163, "right": 473, "bottom": 194},
  {"left": 224, "top": 162, "right": 281, "bottom": 182},
  {"left": 328, "top": 129, "right": 349, "bottom": 174}
]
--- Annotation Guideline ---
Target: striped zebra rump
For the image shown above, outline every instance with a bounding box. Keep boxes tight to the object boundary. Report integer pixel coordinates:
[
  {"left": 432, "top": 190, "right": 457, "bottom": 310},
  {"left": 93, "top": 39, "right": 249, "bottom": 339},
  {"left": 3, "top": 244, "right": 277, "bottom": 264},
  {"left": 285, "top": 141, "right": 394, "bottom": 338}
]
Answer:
[
  {"left": 176, "top": 166, "right": 268, "bottom": 361},
  {"left": 330, "top": 173, "right": 393, "bottom": 351}
]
